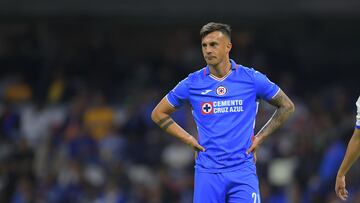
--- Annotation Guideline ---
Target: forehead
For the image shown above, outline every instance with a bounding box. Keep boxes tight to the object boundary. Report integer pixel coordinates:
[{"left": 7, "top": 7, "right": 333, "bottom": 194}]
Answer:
[{"left": 202, "top": 31, "right": 228, "bottom": 43}]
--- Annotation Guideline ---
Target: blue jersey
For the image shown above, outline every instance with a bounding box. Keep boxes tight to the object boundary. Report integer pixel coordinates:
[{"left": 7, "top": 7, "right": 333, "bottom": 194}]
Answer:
[{"left": 166, "top": 59, "right": 280, "bottom": 172}]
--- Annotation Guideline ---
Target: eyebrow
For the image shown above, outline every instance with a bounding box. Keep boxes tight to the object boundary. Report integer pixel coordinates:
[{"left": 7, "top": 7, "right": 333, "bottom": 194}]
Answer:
[{"left": 202, "top": 40, "right": 219, "bottom": 45}]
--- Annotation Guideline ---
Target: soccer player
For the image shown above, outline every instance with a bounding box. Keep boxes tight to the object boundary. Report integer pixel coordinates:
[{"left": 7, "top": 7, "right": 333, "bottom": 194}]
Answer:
[
  {"left": 151, "top": 22, "right": 295, "bottom": 203},
  {"left": 335, "top": 96, "right": 360, "bottom": 201}
]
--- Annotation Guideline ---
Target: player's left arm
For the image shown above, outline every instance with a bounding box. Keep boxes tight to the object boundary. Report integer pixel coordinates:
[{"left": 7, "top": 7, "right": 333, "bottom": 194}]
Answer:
[
  {"left": 335, "top": 128, "right": 360, "bottom": 201},
  {"left": 337, "top": 128, "right": 360, "bottom": 177},
  {"left": 247, "top": 89, "right": 295, "bottom": 154}
]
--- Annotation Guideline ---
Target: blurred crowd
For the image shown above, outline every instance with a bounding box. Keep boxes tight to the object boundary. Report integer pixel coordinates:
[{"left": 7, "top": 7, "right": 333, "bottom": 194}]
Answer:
[{"left": 0, "top": 21, "right": 359, "bottom": 203}]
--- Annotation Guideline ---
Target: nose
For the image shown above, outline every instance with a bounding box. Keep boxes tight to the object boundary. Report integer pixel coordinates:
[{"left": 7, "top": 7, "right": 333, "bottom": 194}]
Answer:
[{"left": 204, "top": 47, "right": 212, "bottom": 55}]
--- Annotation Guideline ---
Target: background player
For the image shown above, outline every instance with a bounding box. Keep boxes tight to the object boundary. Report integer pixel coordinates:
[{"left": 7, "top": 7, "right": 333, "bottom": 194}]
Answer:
[
  {"left": 151, "top": 22, "right": 295, "bottom": 202},
  {"left": 335, "top": 96, "right": 360, "bottom": 201}
]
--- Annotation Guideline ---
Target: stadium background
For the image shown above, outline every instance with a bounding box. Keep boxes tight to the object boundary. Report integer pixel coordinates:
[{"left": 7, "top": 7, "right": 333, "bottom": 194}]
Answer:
[{"left": 0, "top": 0, "right": 359, "bottom": 202}]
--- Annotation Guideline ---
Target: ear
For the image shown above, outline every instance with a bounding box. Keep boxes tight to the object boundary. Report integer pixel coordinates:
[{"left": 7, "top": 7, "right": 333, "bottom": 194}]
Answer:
[{"left": 226, "top": 42, "right": 232, "bottom": 53}]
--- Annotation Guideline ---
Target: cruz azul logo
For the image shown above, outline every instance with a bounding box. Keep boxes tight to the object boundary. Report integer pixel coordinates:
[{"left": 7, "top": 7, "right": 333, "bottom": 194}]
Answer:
[
  {"left": 201, "top": 102, "right": 213, "bottom": 114},
  {"left": 201, "top": 99, "right": 244, "bottom": 115},
  {"left": 216, "top": 85, "right": 227, "bottom": 96}
]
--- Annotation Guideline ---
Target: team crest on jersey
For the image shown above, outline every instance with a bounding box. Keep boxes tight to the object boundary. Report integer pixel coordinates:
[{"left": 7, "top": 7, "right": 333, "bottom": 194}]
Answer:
[
  {"left": 216, "top": 86, "right": 227, "bottom": 96},
  {"left": 201, "top": 102, "right": 213, "bottom": 114}
]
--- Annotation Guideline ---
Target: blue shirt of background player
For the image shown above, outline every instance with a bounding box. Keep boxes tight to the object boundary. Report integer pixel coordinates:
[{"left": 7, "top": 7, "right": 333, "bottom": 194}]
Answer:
[{"left": 166, "top": 59, "right": 280, "bottom": 173}]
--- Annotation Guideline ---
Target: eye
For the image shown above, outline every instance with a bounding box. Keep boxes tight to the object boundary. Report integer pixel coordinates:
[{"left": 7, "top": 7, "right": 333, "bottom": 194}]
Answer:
[{"left": 209, "top": 42, "right": 217, "bottom": 47}]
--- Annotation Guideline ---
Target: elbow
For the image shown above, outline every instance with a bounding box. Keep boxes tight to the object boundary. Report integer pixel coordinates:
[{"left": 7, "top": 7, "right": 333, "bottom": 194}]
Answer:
[
  {"left": 151, "top": 108, "right": 158, "bottom": 123},
  {"left": 287, "top": 101, "right": 295, "bottom": 115},
  {"left": 151, "top": 107, "right": 164, "bottom": 123}
]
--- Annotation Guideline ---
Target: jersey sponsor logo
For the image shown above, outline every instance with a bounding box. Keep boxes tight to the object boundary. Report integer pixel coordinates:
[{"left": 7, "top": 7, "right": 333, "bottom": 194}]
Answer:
[
  {"left": 201, "top": 99, "right": 244, "bottom": 115},
  {"left": 201, "top": 102, "right": 213, "bottom": 114},
  {"left": 201, "top": 89, "right": 212, "bottom": 95},
  {"left": 216, "top": 85, "right": 227, "bottom": 96}
]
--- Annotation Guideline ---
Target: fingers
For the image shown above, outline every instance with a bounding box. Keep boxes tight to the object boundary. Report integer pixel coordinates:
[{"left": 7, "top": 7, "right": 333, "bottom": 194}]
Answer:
[
  {"left": 194, "top": 143, "right": 206, "bottom": 152},
  {"left": 335, "top": 176, "right": 348, "bottom": 201},
  {"left": 247, "top": 136, "right": 258, "bottom": 154},
  {"left": 337, "top": 188, "right": 348, "bottom": 201},
  {"left": 342, "top": 189, "right": 349, "bottom": 201},
  {"left": 246, "top": 144, "right": 255, "bottom": 154},
  {"left": 186, "top": 136, "right": 206, "bottom": 152},
  {"left": 335, "top": 186, "right": 349, "bottom": 201}
]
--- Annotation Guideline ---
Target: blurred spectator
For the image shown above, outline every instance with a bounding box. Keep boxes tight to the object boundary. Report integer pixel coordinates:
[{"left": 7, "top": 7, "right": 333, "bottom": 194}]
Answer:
[
  {"left": 99, "top": 127, "right": 128, "bottom": 165},
  {"left": 3, "top": 74, "right": 32, "bottom": 104},
  {"left": 83, "top": 93, "right": 114, "bottom": 141},
  {"left": 47, "top": 70, "right": 66, "bottom": 104},
  {"left": 11, "top": 176, "right": 34, "bottom": 203},
  {"left": 20, "top": 99, "right": 64, "bottom": 149},
  {"left": 0, "top": 101, "right": 21, "bottom": 141}
]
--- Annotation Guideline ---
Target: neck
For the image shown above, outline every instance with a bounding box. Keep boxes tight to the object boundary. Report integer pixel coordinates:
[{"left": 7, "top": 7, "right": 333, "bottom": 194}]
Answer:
[{"left": 208, "top": 59, "right": 231, "bottom": 78}]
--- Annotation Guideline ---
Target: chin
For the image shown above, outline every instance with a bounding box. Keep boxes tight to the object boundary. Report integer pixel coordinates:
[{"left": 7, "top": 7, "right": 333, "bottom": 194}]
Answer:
[
  {"left": 209, "top": 62, "right": 220, "bottom": 67},
  {"left": 206, "top": 59, "right": 218, "bottom": 66}
]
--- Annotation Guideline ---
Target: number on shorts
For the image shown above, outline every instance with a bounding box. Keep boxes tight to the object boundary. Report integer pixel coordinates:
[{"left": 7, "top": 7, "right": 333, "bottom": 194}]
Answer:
[{"left": 252, "top": 192, "right": 260, "bottom": 203}]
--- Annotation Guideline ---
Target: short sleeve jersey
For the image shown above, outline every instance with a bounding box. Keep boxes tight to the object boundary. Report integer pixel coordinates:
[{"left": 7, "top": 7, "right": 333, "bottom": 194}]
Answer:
[{"left": 166, "top": 59, "right": 280, "bottom": 172}]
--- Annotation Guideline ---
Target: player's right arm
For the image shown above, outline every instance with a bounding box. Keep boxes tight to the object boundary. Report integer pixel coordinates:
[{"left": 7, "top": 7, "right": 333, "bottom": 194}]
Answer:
[{"left": 151, "top": 97, "right": 205, "bottom": 152}]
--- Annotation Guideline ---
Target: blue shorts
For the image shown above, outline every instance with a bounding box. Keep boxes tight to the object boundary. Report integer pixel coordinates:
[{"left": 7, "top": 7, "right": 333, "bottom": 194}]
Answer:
[{"left": 193, "top": 164, "right": 260, "bottom": 203}]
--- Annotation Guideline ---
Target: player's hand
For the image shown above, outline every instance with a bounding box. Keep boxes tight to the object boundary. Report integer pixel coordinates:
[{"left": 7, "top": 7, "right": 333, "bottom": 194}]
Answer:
[
  {"left": 335, "top": 175, "right": 348, "bottom": 201},
  {"left": 185, "top": 136, "right": 205, "bottom": 152},
  {"left": 246, "top": 135, "right": 264, "bottom": 161},
  {"left": 253, "top": 150, "right": 257, "bottom": 163}
]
